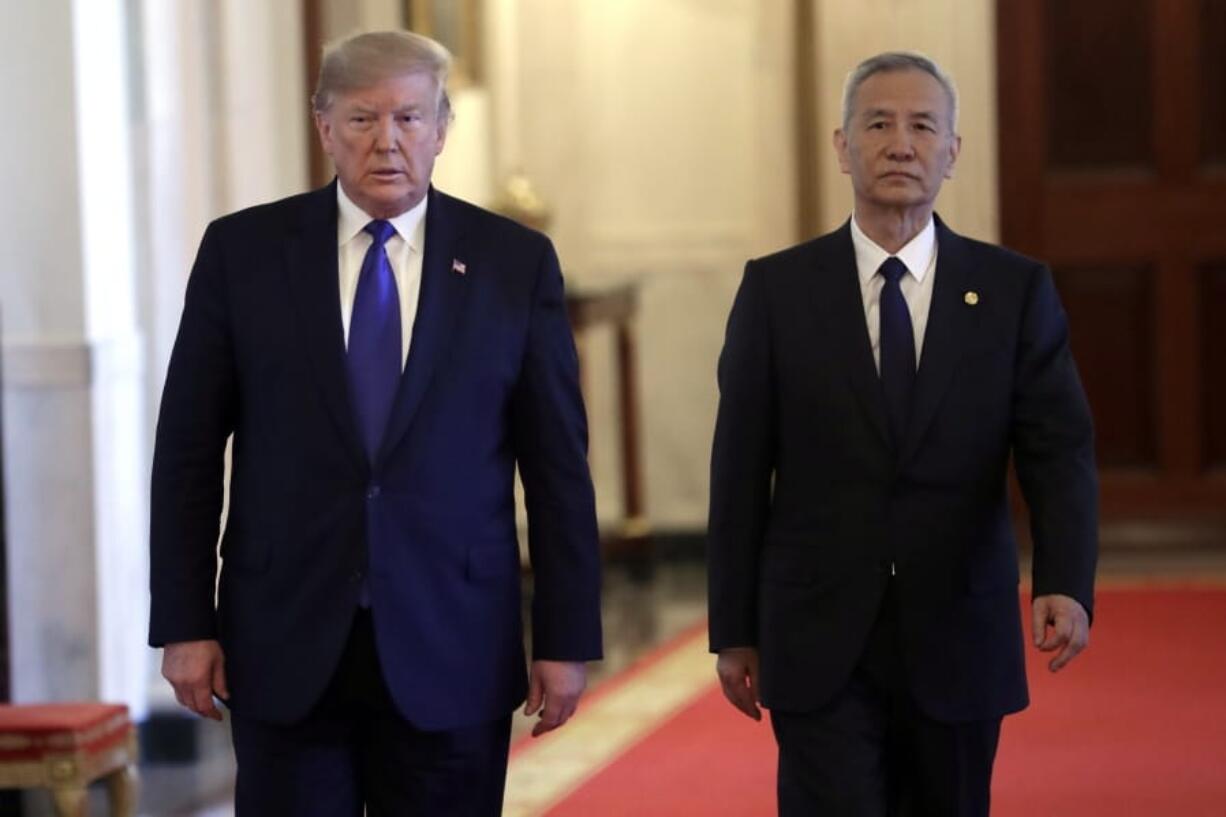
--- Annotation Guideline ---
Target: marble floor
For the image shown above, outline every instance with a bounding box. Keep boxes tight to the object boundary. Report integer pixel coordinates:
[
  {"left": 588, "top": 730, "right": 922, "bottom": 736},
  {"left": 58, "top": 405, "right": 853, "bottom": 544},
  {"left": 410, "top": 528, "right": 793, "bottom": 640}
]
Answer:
[{"left": 49, "top": 544, "right": 1226, "bottom": 817}]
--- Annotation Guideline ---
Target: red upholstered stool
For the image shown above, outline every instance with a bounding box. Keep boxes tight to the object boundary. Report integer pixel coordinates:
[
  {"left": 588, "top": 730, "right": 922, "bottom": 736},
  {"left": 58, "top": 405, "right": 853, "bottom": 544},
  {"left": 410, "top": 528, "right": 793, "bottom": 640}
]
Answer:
[{"left": 0, "top": 703, "right": 138, "bottom": 816}]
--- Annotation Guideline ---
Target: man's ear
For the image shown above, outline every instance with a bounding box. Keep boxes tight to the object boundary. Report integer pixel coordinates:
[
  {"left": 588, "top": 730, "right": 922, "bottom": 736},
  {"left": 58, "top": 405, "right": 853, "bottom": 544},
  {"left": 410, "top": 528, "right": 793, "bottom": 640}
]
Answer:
[
  {"left": 433, "top": 121, "right": 448, "bottom": 157},
  {"left": 314, "top": 110, "right": 334, "bottom": 156},
  {"left": 833, "top": 128, "right": 851, "bottom": 175},
  {"left": 944, "top": 133, "right": 962, "bottom": 179}
]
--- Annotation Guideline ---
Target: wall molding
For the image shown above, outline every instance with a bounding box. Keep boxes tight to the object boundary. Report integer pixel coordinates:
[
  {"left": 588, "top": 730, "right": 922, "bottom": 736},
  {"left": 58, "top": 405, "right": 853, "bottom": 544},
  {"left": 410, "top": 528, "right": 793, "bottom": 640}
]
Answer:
[{"left": 2, "top": 332, "right": 145, "bottom": 388}]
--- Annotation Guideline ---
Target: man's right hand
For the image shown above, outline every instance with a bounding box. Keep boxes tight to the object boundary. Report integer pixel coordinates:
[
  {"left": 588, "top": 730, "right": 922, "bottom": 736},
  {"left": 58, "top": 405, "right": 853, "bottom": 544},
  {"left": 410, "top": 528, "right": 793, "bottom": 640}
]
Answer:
[
  {"left": 716, "top": 646, "right": 762, "bottom": 721},
  {"left": 162, "top": 639, "right": 229, "bottom": 721}
]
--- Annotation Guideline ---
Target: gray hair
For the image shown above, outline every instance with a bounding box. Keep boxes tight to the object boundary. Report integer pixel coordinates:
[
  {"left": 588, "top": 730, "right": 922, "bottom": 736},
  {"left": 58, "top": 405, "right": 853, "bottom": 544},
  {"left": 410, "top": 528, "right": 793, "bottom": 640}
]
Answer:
[
  {"left": 313, "top": 30, "right": 453, "bottom": 123},
  {"left": 841, "top": 52, "right": 958, "bottom": 132}
]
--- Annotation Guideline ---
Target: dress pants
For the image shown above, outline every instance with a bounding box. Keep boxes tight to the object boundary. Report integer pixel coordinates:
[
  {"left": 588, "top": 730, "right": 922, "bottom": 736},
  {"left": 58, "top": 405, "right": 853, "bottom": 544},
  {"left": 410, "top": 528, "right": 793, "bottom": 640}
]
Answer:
[
  {"left": 770, "top": 582, "right": 1001, "bottom": 817},
  {"left": 230, "top": 610, "right": 512, "bottom": 817}
]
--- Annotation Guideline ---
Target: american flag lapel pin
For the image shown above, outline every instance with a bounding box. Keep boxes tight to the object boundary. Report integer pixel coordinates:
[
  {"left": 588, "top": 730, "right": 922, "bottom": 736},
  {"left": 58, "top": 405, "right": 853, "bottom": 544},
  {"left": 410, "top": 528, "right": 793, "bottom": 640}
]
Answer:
[{"left": 451, "top": 258, "right": 467, "bottom": 275}]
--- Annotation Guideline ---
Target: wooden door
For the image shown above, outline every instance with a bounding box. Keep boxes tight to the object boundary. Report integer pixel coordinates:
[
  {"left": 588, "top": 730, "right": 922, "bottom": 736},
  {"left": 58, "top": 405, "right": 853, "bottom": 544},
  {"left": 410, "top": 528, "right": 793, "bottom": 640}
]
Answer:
[{"left": 997, "top": 0, "right": 1226, "bottom": 531}]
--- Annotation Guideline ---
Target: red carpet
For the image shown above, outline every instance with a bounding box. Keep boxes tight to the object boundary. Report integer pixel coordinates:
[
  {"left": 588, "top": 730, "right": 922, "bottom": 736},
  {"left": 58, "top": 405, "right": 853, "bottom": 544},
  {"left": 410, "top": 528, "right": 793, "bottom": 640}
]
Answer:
[{"left": 545, "top": 587, "right": 1226, "bottom": 816}]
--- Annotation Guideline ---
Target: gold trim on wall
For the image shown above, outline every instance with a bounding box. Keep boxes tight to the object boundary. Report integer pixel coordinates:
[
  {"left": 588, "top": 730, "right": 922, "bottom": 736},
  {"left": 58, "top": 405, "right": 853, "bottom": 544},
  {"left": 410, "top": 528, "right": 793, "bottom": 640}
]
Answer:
[
  {"left": 794, "top": 0, "right": 821, "bottom": 240},
  {"left": 404, "top": 0, "right": 483, "bottom": 87}
]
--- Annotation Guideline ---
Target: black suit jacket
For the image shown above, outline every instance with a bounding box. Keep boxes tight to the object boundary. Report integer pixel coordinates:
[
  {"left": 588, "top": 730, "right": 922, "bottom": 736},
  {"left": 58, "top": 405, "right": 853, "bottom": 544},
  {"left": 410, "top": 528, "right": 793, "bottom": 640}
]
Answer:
[
  {"left": 707, "top": 217, "right": 1097, "bottom": 722},
  {"left": 149, "top": 183, "right": 602, "bottom": 729}
]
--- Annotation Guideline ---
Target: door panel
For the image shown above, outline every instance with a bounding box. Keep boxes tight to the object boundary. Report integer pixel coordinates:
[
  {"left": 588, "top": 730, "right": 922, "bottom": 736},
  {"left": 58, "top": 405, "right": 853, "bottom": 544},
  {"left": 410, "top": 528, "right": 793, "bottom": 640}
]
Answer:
[{"left": 998, "top": 0, "right": 1226, "bottom": 527}]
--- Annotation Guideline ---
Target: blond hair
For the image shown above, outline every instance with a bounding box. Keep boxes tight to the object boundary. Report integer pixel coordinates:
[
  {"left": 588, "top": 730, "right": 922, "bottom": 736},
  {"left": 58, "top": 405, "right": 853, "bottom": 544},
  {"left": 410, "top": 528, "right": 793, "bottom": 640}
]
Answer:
[{"left": 312, "top": 30, "right": 452, "bottom": 122}]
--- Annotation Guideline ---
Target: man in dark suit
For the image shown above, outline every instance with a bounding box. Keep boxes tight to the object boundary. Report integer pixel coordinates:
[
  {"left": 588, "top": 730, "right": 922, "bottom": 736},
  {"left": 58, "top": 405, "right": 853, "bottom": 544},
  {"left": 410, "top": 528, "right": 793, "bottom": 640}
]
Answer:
[
  {"left": 148, "top": 30, "right": 602, "bottom": 816},
  {"left": 707, "top": 52, "right": 1097, "bottom": 816}
]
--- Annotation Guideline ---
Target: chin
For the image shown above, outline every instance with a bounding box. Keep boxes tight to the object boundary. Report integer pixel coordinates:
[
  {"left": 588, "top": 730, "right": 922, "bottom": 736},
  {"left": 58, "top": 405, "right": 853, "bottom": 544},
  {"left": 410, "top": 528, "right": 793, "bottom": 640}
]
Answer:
[
  {"left": 371, "top": 190, "right": 425, "bottom": 218},
  {"left": 871, "top": 189, "right": 924, "bottom": 207}
]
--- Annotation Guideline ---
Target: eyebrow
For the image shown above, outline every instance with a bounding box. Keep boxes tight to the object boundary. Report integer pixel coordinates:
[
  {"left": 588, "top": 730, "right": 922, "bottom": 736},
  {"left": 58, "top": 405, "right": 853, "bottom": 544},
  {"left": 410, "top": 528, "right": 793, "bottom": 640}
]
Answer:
[
  {"left": 346, "top": 103, "right": 426, "bottom": 114},
  {"left": 862, "top": 108, "right": 940, "bottom": 123}
]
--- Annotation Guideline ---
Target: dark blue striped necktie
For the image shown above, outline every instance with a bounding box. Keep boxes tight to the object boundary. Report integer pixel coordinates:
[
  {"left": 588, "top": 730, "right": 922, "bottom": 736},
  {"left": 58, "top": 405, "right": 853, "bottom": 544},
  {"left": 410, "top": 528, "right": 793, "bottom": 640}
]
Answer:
[
  {"left": 347, "top": 220, "right": 402, "bottom": 464},
  {"left": 878, "top": 256, "right": 915, "bottom": 447}
]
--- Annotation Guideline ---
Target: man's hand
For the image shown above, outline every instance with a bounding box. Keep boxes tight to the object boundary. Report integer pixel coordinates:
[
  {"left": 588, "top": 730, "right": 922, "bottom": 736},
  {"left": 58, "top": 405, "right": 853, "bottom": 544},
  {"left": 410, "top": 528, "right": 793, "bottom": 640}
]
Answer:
[
  {"left": 524, "top": 660, "right": 587, "bottom": 737},
  {"left": 716, "top": 647, "right": 761, "bottom": 721},
  {"left": 1032, "top": 594, "right": 1090, "bottom": 672},
  {"left": 162, "top": 639, "right": 229, "bottom": 720}
]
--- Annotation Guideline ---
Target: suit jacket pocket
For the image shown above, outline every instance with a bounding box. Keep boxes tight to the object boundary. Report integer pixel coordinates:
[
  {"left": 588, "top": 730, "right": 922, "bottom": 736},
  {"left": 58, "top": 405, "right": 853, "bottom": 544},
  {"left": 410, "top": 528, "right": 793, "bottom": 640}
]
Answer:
[{"left": 467, "top": 539, "right": 519, "bottom": 581}]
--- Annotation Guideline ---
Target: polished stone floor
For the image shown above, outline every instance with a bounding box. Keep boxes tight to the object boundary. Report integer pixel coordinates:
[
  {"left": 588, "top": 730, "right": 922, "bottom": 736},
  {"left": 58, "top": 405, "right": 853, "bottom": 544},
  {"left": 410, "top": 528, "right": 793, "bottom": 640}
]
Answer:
[{"left": 32, "top": 544, "right": 1224, "bottom": 817}]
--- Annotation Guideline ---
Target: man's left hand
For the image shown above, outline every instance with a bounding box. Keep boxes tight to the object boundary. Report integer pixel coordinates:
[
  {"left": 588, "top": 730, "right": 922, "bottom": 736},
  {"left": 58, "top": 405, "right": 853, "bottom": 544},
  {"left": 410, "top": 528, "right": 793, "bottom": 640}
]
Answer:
[
  {"left": 1032, "top": 593, "right": 1090, "bottom": 672},
  {"left": 524, "top": 660, "right": 587, "bottom": 737}
]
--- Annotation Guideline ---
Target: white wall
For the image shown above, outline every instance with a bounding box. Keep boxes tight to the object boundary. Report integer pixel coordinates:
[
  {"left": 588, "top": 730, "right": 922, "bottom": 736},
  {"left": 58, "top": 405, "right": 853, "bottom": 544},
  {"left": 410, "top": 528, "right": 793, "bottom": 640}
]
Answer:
[
  {"left": 488, "top": 0, "right": 799, "bottom": 528},
  {"left": 1, "top": 0, "right": 312, "bottom": 718},
  {"left": 319, "top": 0, "right": 404, "bottom": 34},
  {"left": 0, "top": 0, "right": 146, "bottom": 712},
  {"left": 215, "top": 0, "right": 310, "bottom": 213}
]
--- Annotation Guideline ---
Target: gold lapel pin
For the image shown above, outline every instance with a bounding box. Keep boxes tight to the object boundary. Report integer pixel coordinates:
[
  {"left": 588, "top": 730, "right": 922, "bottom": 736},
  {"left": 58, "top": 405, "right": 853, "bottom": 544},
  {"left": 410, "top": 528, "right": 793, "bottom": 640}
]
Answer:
[{"left": 964, "top": 291, "right": 979, "bottom": 306}]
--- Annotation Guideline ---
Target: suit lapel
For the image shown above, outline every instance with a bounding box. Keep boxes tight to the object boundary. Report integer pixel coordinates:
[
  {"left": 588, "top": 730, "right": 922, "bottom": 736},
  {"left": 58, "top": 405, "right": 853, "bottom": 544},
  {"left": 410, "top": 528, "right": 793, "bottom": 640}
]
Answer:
[
  {"left": 813, "top": 223, "right": 891, "bottom": 451},
  {"left": 899, "top": 217, "right": 975, "bottom": 465},
  {"left": 377, "top": 187, "right": 469, "bottom": 465},
  {"left": 284, "top": 181, "right": 368, "bottom": 476}
]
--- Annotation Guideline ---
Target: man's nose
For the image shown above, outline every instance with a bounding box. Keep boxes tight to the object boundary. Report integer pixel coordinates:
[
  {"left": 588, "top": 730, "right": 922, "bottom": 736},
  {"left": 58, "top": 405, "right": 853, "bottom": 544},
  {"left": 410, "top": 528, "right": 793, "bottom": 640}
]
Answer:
[
  {"left": 885, "top": 131, "right": 915, "bottom": 160},
  {"left": 373, "top": 117, "right": 399, "bottom": 151}
]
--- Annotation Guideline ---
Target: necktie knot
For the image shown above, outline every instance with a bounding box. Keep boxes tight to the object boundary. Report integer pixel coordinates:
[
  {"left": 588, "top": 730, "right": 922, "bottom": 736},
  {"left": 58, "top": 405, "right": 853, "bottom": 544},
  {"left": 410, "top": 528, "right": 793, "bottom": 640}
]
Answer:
[
  {"left": 879, "top": 257, "right": 908, "bottom": 285},
  {"left": 364, "top": 219, "right": 395, "bottom": 247}
]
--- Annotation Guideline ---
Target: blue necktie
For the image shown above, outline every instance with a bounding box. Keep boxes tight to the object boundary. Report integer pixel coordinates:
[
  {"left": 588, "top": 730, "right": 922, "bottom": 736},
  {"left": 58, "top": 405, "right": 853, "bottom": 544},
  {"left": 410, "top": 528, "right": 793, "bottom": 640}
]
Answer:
[
  {"left": 347, "top": 220, "right": 402, "bottom": 463},
  {"left": 878, "top": 257, "right": 915, "bottom": 447}
]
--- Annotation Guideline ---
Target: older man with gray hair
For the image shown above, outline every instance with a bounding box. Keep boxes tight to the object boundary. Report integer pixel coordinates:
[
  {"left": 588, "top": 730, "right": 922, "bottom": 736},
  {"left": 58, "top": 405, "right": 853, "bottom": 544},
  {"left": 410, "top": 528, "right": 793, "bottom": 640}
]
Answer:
[
  {"left": 708, "top": 51, "right": 1097, "bottom": 815},
  {"left": 149, "top": 30, "right": 602, "bottom": 815}
]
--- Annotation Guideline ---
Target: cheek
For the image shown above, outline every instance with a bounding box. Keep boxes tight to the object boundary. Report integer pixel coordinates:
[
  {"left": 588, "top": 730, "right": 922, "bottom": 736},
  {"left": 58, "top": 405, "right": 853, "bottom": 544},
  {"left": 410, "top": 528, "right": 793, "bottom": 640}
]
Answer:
[
  {"left": 317, "top": 129, "right": 335, "bottom": 157},
  {"left": 408, "top": 140, "right": 440, "bottom": 165},
  {"left": 331, "top": 135, "right": 359, "bottom": 160}
]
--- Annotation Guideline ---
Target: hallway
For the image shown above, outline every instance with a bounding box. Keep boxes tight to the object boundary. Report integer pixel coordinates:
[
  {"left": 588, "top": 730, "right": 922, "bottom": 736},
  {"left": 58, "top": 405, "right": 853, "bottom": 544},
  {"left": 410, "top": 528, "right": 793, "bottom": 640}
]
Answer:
[{"left": 120, "top": 543, "right": 1226, "bottom": 816}]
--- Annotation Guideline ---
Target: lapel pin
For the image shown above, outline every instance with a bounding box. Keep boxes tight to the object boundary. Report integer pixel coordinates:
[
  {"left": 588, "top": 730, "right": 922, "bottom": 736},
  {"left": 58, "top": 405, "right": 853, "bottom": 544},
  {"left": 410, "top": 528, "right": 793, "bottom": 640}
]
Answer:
[
  {"left": 964, "top": 291, "right": 979, "bottom": 306},
  {"left": 451, "top": 259, "right": 467, "bottom": 275}
]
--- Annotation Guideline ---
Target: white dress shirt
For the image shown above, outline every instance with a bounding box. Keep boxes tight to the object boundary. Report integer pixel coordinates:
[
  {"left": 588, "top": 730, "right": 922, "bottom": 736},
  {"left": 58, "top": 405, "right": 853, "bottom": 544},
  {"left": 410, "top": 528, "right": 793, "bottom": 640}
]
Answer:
[
  {"left": 850, "top": 214, "right": 938, "bottom": 372},
  {"left": 336, "top": 185, "right": 428, "bottom": 371}
]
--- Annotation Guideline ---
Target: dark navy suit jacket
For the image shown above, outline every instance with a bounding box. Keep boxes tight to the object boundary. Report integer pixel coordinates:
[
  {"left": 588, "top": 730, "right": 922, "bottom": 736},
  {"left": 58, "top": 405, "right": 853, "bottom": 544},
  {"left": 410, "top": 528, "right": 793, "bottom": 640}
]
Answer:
[
  {"left": 149, "top": 183, "right": 602, "bottom": 730},
  {"left": 707, "top": 217, "right": 1097, "bottom": 722}
]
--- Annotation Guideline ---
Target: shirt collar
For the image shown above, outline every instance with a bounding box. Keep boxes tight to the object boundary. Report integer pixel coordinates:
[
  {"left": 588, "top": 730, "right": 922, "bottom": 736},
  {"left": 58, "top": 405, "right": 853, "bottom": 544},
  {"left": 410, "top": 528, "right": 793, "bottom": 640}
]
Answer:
[
  {"left": 850, "top": 213, "right": 936, "bottom": 286},
  {"left": 335, "top": 183, "right": 428, "bottom": 253}
]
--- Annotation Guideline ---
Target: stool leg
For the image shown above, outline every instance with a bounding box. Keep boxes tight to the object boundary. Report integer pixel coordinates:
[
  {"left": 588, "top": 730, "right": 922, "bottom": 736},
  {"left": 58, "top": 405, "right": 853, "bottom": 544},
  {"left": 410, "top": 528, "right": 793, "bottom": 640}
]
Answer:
[
  {"left": 105, "top": 765, "right": 139, "bottom": 817},
  {"left": 51, "top": 786, "right": 90, "bottom": 817}
]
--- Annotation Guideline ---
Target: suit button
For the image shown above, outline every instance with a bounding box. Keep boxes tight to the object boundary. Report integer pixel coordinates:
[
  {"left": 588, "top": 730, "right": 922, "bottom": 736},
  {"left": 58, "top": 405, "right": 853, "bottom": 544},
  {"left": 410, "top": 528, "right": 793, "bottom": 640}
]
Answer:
[
  {"left": 350, "top": 569, "right": 363, "bottom": 583},
  {"left": 366, "top": 484, "right": 381, "bottom": 500}
]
